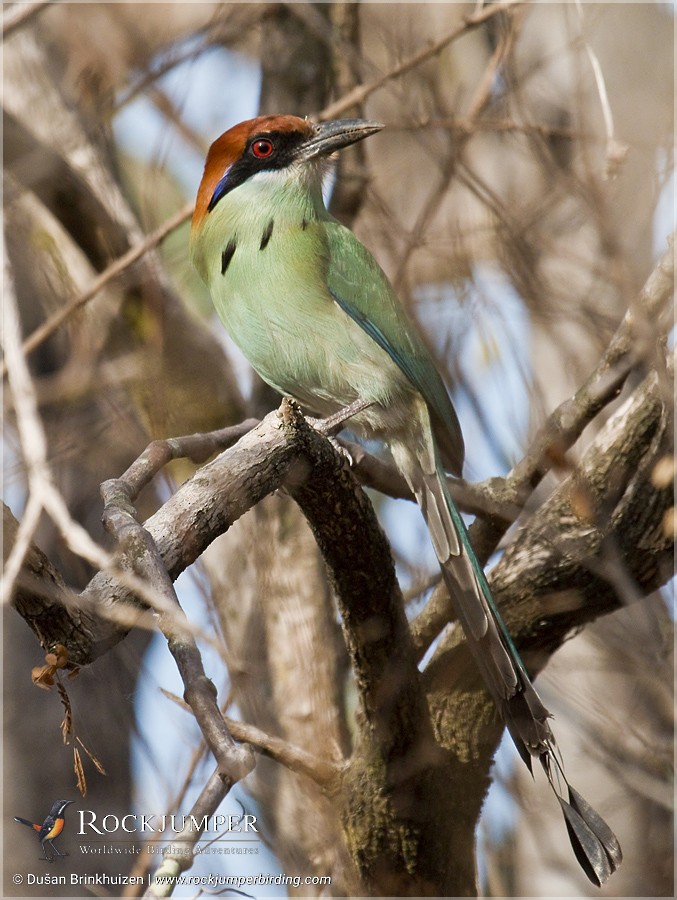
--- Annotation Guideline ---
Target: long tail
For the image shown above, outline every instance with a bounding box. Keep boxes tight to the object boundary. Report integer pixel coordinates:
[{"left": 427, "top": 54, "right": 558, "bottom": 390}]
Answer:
[
  {"left": 416, "top": 460, "right": 622, "bottom": 885},
  {"left": 14, "top": 816, "right": 39, "bottom": 831},
  {"left": 421, "top": 463, "right": 551, "bottom": 761}
]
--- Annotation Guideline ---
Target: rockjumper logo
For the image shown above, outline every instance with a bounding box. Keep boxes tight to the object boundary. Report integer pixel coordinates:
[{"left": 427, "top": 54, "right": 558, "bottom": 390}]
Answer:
[
  {"left": 78, "top": 812, "right": 258, "bottom": 836},
  {"left": 14, "top": 800, "right": 73, "bottom": 862}
]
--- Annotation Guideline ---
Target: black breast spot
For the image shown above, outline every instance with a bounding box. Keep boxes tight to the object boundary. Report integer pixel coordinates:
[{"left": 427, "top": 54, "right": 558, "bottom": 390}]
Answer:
[
  {"left": 259, "top": 219, "right": 274, "bottom": 251},
  {"left": 221, "top": 239, "right": 237, "bottom": 275}
]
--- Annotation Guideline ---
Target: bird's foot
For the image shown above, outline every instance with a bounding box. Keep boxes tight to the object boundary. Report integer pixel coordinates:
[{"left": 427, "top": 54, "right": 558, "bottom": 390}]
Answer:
[
  {"left": 306, "top": 410, "right": 355, "bottom": 466},
  {"left": 326, "top": 435, "right": 354, "bottom": 466},
  {"left": 304, "top": 417, "right": 355, "bottom": 464}
]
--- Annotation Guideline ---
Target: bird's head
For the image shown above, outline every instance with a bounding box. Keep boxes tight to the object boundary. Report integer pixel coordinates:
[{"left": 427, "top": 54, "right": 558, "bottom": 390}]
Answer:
[{"left": 192, "top": 115, "right": 383, "bottom": 232}]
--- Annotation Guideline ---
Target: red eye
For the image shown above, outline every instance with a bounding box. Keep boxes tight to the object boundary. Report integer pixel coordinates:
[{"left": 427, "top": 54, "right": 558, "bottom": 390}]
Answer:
[{"left": 251, "top": 139, "right": 274, "bottom": 159}]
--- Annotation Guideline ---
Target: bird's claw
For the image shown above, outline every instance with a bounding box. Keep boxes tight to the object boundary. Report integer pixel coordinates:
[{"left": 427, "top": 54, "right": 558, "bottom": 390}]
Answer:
[
  {"left": 326, "top": 435, "right": 354, "bottom": 466},
  {"left": 305, "top": 417, "right": 355, "bottom": 464}
]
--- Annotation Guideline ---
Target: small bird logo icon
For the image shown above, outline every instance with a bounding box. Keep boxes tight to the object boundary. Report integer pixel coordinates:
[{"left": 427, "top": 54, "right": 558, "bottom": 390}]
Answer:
[{"left": 14, "top": 799, "right": 73, "bottom": 861}]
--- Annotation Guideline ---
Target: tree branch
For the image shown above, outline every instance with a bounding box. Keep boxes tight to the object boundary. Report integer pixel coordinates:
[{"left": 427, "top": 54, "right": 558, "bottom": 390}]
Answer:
[
  {"left": 100, "top": 478, "right": 254, "bottom": 785},
  {"left": 113, "top": 421, "right": 260, "bottom": 501},
  {"left": 284, "top": 407, "right": 434, "bottom": 761},
  {"left": 10, "top": 402, "right": 405, "bottom": 671},
  {"left": 2, "top": 0, "right": 55, "bottom": 37},
  {"left": 144, "top": 769, "right": 230, "bottom": 897},
  {"left": 425, "top": 360, "right": 673, "bottom": 761},
  {"left": 1, "top": 199, "right": 193, "bottom": 376},
  {"left": 491, "top": 364, "right": 673, "bottom": 648},
  {"left": 318, "top": 0, "right": 524, "bottom": 121},
  {"left": 412, "top": 235, "right": 675, "bottom": 657},
  {"left": 162, "top": 660, "right": 345, "bottom": 789}
]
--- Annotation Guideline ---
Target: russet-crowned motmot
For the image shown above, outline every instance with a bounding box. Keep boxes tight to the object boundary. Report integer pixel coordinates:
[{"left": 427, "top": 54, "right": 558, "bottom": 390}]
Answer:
[{"left": 190, "top": 115, "right": 621, "bottom": 884}]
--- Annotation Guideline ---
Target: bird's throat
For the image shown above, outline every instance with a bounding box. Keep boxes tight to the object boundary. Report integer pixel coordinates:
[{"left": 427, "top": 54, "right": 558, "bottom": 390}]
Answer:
[{"left": 190, "top": 168, "right": 326, "bottom": 286}]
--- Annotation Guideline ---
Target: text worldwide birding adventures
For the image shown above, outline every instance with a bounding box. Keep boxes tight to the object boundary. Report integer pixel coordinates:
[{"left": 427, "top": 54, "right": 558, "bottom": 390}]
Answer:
[{"left": 190, "top": 114, "right": 622, "bottom": 886}]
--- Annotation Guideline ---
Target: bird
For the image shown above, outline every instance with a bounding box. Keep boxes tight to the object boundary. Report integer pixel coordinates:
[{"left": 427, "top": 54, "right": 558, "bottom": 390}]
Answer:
[
  {"left": 15, "top": 799, "right": 73, "bottom": 861},
  {"left": 190, "top": 114, "right": 621, "bottom": 885}
]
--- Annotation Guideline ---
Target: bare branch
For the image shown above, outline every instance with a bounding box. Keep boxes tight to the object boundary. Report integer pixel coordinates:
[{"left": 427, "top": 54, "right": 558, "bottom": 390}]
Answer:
[
  {"left": 392, "top": 7, "right": 522, "bottom": 289},
  {"left": 115, "top": 421, "right": 260, "bottom": 502},
  {"left": 101, "top": 478, "right": 254, "bottom": 784},
  {"left": 10, "top": 402, "right": 395, "bottom": 666},
  {"left": 145, "top": 769, "right": 231, "bottom": 896},
  {"left": 318, "top": 0, "right": 524, "bottom": 121},
  {"left": 2, "top": 201, "right": 193, "bottom": 377},
  {"left": 153, "top": 693, "right": 342, "bottom": 792},
  {"left": 491, "top": 364, "right": 673, "bottom": 642},
  {"left": 574, "top": 0, "right": 629, "bottom": 179},
  {"left": 412, "top": 236, "right": 675, "bottom": 657},
  {"left": 222, "top": 716, "right": 340, "bottom": 787},
  {"left": 2, "top": 0, "right": 55, "bottom": 37}
]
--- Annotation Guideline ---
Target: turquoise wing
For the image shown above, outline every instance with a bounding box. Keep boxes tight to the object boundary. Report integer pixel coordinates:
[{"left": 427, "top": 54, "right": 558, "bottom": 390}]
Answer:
[{"left": 324, "top": 219, "right": 465, "bottom": 475}]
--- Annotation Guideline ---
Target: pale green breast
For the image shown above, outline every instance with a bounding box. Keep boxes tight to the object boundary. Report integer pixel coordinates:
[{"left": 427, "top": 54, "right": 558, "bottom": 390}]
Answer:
[{"left": 196, "top": 203, "right": 414, "bottom": 424}]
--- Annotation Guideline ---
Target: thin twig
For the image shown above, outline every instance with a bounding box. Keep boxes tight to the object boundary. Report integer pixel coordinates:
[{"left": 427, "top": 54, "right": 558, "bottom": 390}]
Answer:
[
  {"left": 2, "top": 0, "right": 56, "bottom": 37},
  {"left": 148, "top": 85, "right": 210, "bottom": 156},
  {"left": 399, "top": 116, "right": 580, "bottom": 141},
  {"left": 313, "top": 397, "right": 374, "bottom": 435},
  {"left": 222, "top": 716, "right": 340, "bottom": 786},
  {"left": 117, "top": 421, "right": 260, "bottom": 502},
  {"left": 145, "top": 769, "right": 231, "bottom": 896},
  {"left": 164, "top": 688, "right": 340, "bottom": 786},
  {"left": 392, "top": 8, "right": 521, "bottom": 290},
  {"left": 574, "top": 0, "right": 628, "bottom": 179},
  {"left": 2, "top": 201, "right": 193, "bottom": 378},
  {"left": 101, "top": 483, "right": 254, "bottom": 784},
  {"left": 317, "top": 0, "right": 524, "bottom": 121}
]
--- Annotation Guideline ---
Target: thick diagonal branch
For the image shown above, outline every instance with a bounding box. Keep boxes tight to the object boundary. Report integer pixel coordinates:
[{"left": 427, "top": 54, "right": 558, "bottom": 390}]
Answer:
[
  {"left": 425, "top": 361, "right": 673, "bottom": 764},
  {"left": 412, "top": 236, "right": 674, "bottom": 657}
]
